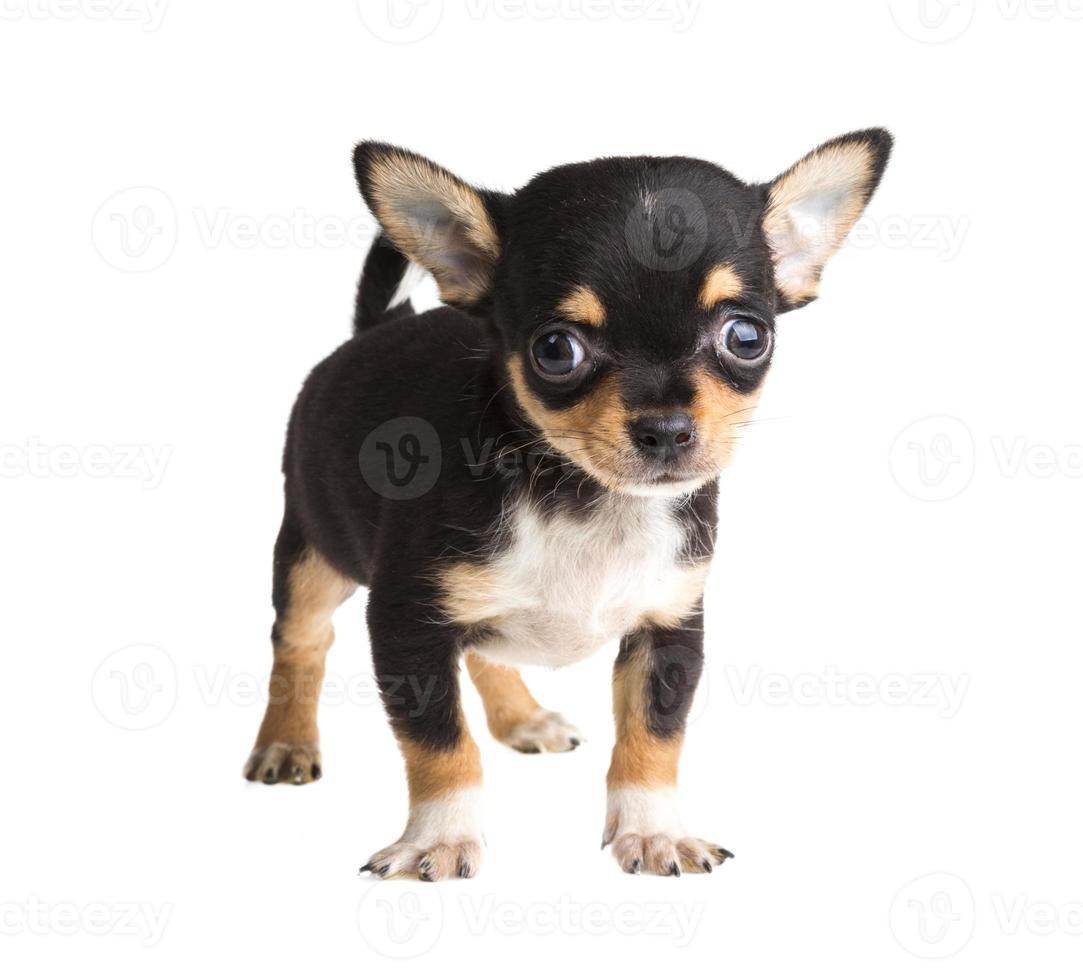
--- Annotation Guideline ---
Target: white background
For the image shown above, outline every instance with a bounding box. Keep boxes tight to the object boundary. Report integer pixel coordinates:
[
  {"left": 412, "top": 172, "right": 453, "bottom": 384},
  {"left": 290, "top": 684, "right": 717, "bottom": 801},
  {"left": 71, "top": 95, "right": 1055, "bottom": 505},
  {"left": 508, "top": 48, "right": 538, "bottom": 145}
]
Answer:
[{"left": 2, "top": 1, "right": 1081, "bottom": 976}]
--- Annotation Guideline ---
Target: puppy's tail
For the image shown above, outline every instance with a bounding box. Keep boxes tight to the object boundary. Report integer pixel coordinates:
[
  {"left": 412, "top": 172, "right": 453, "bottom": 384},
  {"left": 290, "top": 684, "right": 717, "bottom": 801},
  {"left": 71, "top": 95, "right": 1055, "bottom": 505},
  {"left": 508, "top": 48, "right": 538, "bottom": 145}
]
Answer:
[{"left": 352, "top": 235, "right": 418, "bottom": 333}]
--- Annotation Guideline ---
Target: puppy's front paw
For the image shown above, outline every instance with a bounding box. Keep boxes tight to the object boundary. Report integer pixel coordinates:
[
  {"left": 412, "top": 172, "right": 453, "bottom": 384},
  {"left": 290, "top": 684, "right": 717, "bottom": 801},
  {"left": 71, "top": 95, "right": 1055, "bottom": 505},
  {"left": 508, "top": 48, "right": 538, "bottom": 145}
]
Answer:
[
  {"left": 361, "top": 789, "right": 485, "bottom": 881},
  {"left": 361, "top": 839, "right": 483, "bottom": 881},
  {"left": 243, "top": 742, "right": 322, "bottom": 785},
  {"left": 603, "top": 787, "right": 732, "bottom": 876},
  {"left": 502, "top": 709, "right": 582, "bottom": 754},
  {"left": 609, "top": 834, "right": 732, "bottom": 876}
]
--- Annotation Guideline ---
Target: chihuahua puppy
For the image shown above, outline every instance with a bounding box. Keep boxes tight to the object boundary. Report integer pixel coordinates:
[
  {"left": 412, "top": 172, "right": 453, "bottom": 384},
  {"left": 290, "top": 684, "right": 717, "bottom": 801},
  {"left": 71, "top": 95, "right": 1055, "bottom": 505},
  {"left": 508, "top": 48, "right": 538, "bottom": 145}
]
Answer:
[{"left": 244, "top": 130, "right": 892, "bottom": 879}]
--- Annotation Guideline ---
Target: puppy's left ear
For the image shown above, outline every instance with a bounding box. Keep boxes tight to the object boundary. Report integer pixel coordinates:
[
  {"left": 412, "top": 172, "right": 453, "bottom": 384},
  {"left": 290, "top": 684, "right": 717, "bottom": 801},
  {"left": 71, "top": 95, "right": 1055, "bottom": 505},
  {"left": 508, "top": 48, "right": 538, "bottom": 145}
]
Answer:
[
  {"left": 762, "top": 128, "right": 893, "bottom": 311},
  {"left": 353, "top": 142, "right": 503, "bottom": 307}
]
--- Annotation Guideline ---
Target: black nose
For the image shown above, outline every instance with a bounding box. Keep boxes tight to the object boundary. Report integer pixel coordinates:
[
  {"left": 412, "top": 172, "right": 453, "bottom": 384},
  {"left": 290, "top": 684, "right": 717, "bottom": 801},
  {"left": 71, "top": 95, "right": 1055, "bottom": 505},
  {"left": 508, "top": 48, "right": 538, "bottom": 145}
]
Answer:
[{"left": 629, "top": 413, "right": 697, "bottom": 459}]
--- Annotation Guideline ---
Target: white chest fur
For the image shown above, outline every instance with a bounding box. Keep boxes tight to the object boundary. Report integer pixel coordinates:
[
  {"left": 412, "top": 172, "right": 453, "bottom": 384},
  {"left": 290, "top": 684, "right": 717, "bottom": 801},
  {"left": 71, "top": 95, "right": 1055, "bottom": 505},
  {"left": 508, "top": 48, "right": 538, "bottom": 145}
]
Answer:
[{"left": 441, "top": 495, "right": 707, "bottom": 669}]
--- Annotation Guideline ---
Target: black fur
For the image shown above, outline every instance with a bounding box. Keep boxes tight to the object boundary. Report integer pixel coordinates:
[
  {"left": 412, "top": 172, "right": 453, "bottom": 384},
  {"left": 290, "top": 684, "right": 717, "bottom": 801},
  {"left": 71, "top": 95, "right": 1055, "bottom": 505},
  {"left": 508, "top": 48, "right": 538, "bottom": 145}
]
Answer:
[
  {"left": 272, "top": 133, "right": 892, "bottom": 751},
  {"left": 353, "top": 235, "right": 414, "bottom": 333}
]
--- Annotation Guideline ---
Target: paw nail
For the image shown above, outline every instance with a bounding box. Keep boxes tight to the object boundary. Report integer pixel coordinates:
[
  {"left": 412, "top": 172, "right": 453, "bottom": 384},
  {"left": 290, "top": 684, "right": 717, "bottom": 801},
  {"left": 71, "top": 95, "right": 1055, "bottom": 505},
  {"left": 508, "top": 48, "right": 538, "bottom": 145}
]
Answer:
[
  {"left": 359, "top": 863, "right": 373, "bottom": 874},
  {"left": 311, "top": 764, "right": 322, "bottom": 780},
  {"left": 716, "top": 848, "right": 734, "bottom": 862},
  {"left": 569, "top": 737, "right": 581, "bottom": 748},
  {"left": 630, "top": 859, "right": 641, "bottom": 874},
  {"left": 669, "top": 862, "right": 681, "bottom": 877},
  {"left": 457, "top": 862, "right": 470, "bottom": 878},
  {"left": 701, "top": 860, "right": 713, "bottom": 873}
]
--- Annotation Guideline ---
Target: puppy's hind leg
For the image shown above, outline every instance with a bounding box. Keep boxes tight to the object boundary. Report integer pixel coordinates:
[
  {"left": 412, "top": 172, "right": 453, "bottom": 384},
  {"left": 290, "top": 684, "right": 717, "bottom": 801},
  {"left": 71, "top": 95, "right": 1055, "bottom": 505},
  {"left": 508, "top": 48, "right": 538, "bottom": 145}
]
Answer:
[
  {"left": 466, "top": 652, "right": 582, "bottom": 754},
  {"left": 244, "top": 512, "right": 357, "bottom": 785}
]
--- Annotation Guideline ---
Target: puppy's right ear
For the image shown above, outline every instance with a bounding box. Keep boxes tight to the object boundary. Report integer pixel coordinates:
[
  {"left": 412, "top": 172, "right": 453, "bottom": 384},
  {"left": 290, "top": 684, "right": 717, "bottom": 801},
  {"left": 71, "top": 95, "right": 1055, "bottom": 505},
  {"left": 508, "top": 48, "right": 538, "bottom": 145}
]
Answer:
[{"left": 353, "top": 142, "right": 502, "bottom": 307}]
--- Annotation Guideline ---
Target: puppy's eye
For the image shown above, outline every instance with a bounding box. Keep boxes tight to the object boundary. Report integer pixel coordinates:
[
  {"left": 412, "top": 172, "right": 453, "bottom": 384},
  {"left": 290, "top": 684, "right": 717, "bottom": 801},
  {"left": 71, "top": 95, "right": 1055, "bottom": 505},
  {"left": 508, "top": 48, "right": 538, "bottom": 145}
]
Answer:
[
  {"left": 531, "top": 330, "right": 586, "bottom": 378},
  {"left": 720, "top": 317, "right": 770, "bottom": 362}
]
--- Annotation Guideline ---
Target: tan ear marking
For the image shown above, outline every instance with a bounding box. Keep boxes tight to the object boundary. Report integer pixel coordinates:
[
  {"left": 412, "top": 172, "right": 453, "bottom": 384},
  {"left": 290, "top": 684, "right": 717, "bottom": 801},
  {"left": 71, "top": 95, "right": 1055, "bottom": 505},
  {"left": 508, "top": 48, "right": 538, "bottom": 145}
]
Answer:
[
  {"left": 365, "top": 149, "right": 499, "bottom": 305},
  {"left": 557, "top": 285, "right": 607, "bottom": 328},
  {"left": 698, "top": 264, "right": 744, "bottom": 311},
  {"left": 764, "top": 138, "right": 878, "bottom": 306}
]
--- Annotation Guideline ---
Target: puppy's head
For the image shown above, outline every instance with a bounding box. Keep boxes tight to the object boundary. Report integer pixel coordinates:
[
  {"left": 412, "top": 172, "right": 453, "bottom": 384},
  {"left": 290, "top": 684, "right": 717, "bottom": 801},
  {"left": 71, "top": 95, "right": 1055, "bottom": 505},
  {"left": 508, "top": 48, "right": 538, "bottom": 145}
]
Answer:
[{"left": 354, "top": 131, "right": 892, "bottom": 496}]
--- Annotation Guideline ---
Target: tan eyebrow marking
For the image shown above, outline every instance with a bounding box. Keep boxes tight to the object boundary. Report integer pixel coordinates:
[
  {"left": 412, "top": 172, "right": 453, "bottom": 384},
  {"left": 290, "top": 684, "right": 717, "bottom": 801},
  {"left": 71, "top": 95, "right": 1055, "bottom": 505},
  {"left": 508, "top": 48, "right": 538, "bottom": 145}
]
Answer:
[
  {"left": 699, "top": 263, "right": 744, "bottom": 310},
  {"left": 556, "top": 285, "right": 607, "bottom": 328}
]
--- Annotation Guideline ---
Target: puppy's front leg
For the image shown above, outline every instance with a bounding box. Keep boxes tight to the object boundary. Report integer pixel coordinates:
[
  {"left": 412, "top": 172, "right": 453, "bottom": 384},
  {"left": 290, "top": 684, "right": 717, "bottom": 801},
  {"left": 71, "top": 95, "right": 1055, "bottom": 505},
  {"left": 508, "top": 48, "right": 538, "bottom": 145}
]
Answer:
[
  {"left": 603, "top": 614, "right": 733, "bottom": 876},
  {"left": 361, "top": 598, "right": 483, "bottom": 881}
]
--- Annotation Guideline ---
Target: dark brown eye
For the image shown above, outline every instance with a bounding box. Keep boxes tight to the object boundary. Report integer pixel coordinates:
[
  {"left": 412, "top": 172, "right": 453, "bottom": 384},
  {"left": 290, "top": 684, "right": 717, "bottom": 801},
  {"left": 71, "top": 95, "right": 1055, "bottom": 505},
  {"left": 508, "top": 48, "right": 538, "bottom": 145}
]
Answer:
[
  {"left": 720, "top": 317, "right": 769, "bottom": 361},
  {"left": 531, "top": 330, "right": 586, "bottom": 377}
]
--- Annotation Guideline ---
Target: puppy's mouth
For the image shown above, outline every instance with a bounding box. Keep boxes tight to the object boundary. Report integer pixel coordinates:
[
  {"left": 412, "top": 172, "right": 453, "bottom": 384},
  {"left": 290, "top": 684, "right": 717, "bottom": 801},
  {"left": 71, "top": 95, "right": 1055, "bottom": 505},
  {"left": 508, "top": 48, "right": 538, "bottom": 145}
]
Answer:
[{"left": 616, "top": 465, "right": 716, "bottom": 497}]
